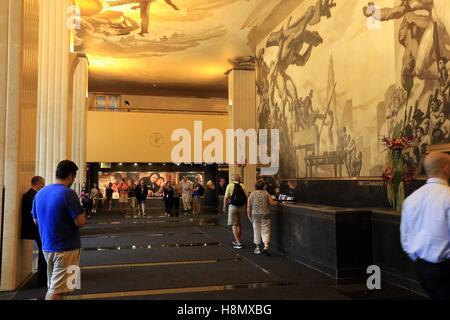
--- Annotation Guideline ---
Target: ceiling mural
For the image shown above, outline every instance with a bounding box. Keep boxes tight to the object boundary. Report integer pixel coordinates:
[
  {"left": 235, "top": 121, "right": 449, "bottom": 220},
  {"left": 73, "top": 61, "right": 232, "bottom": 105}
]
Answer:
[{"left": 74, "top": 0, "right": 303, "bottom": 97}]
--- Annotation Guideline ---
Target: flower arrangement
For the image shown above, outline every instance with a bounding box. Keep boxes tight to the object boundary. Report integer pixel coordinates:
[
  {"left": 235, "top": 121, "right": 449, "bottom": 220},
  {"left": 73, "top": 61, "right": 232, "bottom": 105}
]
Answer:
[{"left": 380, "top": 115, "right": 415, "bottom": 211}]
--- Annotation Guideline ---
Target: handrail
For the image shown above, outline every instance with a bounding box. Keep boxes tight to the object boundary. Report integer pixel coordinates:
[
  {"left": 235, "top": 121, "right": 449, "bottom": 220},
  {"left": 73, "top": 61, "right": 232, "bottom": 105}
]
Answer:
[{"left": 88, "top": 107, "right": 228, "bottom": 116}]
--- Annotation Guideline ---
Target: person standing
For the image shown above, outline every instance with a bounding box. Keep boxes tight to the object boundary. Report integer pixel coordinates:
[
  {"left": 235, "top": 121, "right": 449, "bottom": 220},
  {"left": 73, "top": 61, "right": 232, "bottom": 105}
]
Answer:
[
  {"left": 118, "top": 178, "right": 129, "bottom": 214},
  {"left": 80, "top": 182, "right": 92, "bottom": 219},
  {"left": 173, "top": 180, "right": 181, "bottom": 217},
  {"left": 401, "top": 152, "right": 450, "bottom": 300},
  {"left": 223, "top": 174, "right": 248, "bottom": 249},
  {"left": 247, "top": 181, "right": 278, "bottom": 256},
  {"left": 163, "top": 181, "right": 175, "bottom": 217},
  {"left": 180, "top": 176, "right": 193, "bottom": 215},
  {"left": 216, "top": 178, "right": 227, "bottom": 214},
  {"left": 104, "top": 183, "right": 114, "bottom": 213},
  {"left": 32, "top": 160, "right": 86, "bottom": 300},
  {"left": 21, "top": 176, "right": 47, "bottom": 288},
  {"left": 192, "top": 178, "right": 203, "bottom": 215},
  {"left": 90, "top": 183, "right": 100, "bottom": 214},
  {"left": 127, "top": 179, "right": 137, "bottom": 218},
  {"left": 216, "top": 178, "right": 226, "bottom": 196},
  {"left": 135, "top": 179, "right": 149, "bottom": 217}
]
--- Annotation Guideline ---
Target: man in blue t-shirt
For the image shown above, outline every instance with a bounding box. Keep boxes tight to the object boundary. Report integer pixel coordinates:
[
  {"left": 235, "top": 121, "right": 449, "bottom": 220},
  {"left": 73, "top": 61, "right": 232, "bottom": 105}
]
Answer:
[{"left": 32, "top": 160, "right": 86, "bottom": 300}]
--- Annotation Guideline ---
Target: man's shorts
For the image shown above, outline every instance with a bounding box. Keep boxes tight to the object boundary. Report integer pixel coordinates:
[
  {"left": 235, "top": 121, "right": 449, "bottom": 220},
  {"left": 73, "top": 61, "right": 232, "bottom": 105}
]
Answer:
[
  {"left": 227, "top": 204, "right": 246, "bottom": 226},
  {"left": 44, "top": 249, "right": 81, "bottom": 294},
  {"left": 119, "top": 194, "right": 128, "bottom": 203}
]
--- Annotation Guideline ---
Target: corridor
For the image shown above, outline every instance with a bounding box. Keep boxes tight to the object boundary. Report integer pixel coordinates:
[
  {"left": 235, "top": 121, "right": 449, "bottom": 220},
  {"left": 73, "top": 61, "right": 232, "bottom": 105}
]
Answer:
[{"left": 13, "top": 208, "right": 421, "bottom": 300}]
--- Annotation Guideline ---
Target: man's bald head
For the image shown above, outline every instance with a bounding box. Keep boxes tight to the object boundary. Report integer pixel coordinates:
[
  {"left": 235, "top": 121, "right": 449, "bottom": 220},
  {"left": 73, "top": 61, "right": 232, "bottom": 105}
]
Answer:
[{"left": 423, "top": 152, "right": 450, "bottom": 179}]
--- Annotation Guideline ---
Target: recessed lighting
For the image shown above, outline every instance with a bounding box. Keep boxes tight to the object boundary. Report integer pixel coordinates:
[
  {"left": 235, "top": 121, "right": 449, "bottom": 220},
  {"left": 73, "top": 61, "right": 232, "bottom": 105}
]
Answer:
[
  {"left": 148, "top": 163, "right": 152, "bottom": 166},
  {"left": 134, "top": 163, "right": 138, "bottom": 166},
  {"left": 118, "top": 163, "right": 123, "bottom": 166}
]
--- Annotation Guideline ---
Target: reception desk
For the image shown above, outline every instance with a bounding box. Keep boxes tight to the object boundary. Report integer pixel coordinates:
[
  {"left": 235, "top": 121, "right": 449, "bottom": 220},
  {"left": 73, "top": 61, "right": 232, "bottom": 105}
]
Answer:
[{"left": 217, "top": 197, "right": 425, "bottom": 296}]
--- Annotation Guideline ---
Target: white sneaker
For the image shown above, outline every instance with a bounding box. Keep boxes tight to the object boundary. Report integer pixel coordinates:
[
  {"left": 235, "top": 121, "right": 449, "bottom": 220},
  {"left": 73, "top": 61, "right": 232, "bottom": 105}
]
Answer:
[
  {"left": 232, "top": 241, "right": 242, "bottom": 249},
  {"left": 254, "top": 247, "right": 261, "bottom": 254}
]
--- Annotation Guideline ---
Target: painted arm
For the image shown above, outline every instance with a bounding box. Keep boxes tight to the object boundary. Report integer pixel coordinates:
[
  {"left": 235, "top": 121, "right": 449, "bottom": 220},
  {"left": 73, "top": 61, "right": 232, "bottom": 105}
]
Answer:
[
  {"left": 363, "top": 2, "right": 410, "bottom": 21},
  {"left": 165, "top": 0, "right": 180, "bottom": 10}
]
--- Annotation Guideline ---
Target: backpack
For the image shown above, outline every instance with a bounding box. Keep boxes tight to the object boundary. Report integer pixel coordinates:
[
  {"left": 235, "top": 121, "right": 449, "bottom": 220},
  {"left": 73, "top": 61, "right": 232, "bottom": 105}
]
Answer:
[
  {"left": 230, "top": 183, "right": 247, "bottom": 206},
  {"left": 197, "top": 184, "right": 205, "bottom": 196}
]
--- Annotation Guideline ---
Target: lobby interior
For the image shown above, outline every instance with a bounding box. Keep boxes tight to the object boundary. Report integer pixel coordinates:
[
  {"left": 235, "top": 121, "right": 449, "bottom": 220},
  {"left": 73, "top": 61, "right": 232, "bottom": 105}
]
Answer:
[{"left": 1, "top": 0, "right": 449, "bottom": 301}]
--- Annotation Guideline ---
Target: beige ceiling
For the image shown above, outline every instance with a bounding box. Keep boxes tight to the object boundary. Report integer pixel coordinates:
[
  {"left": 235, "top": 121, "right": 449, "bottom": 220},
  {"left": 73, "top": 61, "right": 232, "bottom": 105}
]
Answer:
[{"left": 74, "top": 0, "right": 302, "bottom": 97}]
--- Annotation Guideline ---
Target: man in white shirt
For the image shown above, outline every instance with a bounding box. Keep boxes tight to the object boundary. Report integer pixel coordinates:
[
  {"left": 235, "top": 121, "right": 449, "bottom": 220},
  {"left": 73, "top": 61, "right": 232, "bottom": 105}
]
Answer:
[
  {"left": 179, "top": 176, "right": 193, "bottom": 215},
  {"left": 401, "top": 152, "right": 450, "bottom": 300}
]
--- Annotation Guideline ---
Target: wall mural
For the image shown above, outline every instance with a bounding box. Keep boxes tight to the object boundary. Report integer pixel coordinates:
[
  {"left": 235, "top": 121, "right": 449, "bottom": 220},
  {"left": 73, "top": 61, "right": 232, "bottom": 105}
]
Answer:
[{"left": 256, "top": 0, "right": 450, "bottom": 178}]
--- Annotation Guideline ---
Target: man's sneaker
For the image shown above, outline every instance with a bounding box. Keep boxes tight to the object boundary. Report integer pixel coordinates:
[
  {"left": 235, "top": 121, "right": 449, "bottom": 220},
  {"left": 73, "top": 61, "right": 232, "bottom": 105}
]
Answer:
[{"left": 254, "top": 247, "right": 261, "bottom": 254}]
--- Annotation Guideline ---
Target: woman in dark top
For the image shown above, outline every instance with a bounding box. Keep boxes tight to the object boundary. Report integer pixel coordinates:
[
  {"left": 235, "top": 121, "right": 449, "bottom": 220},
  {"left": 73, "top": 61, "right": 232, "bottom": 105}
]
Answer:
[
  {"left": 135, "top": 179, "right": 149, "bottom": 218},
  {"left": 163, "top": 181, "right": 175, "bottom": 217},
  {"left": 104, "top": 182, "right": 114, "bottom": 214},
  {"left": 192, "top": 178, "right": 203, "bottom": 216}
]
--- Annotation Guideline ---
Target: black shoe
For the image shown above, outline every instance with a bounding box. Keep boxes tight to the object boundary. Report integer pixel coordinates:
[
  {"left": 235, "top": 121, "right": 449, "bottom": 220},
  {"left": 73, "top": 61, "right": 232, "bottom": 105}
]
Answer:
[{"left": 263, "top": 249, "right": 271, "bottom": 256}]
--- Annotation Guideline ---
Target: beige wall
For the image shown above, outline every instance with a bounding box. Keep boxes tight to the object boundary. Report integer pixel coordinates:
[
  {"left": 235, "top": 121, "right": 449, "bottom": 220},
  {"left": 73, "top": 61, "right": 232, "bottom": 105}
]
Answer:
[
  {"left": 86, "top": 111, "right": 228, "bottom": 163},
  {"left": 89, "top": 93, "right": 228, "bottom": 114}
]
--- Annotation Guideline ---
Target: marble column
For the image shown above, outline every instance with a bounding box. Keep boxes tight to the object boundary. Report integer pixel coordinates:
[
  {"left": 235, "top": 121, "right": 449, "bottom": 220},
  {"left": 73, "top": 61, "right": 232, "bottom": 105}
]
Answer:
[
  {"left": 1, "top": 0, "right": 40, "bottom": 291},
  {"left": 71, "top": 56, "right": 89, "bottom": 193},
  {"left": 227, "top": 69, "right": 257, "bottom": 192},
  {"left": 36, "top": 0, "right": 72, "bottom": 184}
]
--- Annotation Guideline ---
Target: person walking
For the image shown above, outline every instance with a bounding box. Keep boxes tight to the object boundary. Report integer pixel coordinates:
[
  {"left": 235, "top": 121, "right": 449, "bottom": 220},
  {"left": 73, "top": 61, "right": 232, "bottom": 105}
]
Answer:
[
  {"left": 104, "top": 182, "right": 114, "bottom": 213},
  {"left": 223, "top": 174, "right": 248, "bottom": 249},
  {"left": 32, "top": 160, "right": 86, "bottom": 300},
  {"left": 135, "top": 179, "right": 149, "bottom": 217},
  {"left": 247, "top": 181, "right": 278, "bottom": 256},
  {"left": 163, "top": 181, "right": 175, "bottom": 217},
  {"left": 21, "top": 176, "right": 47, "bottom": 288},
  {"left": 90, "top": 183, "right": 100, "bottom": 214},
  {"left": 401, "top": 152, "right": 450, "bottom": 300},
  {"left": 180, "top": 176, "right": 193, "bottom": 215}
]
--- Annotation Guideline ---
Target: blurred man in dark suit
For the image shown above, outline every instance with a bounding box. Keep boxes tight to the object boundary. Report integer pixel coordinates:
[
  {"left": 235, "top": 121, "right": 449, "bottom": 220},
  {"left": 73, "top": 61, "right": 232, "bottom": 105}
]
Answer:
[{"left": 21, "top": 176, "right": 46, "bottom": 287}]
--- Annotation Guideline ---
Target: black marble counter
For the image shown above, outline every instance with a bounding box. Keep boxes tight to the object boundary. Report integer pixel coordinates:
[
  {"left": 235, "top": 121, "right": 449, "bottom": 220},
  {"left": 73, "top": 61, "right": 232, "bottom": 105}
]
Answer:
[{"left": 218, "top": 199, "right": 426, "bottom": 296}]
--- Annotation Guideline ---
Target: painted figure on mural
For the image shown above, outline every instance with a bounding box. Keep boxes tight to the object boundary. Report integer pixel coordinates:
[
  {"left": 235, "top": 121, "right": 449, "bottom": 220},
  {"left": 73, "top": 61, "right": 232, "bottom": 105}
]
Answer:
[
  {"left": 265, "top": 0, "right": 336, "bottom": 124},
  {"left": 363, "top": 1, "right": 450, "bottom": 88},
  {"left": 256, "top": 48, "right": 271, "bottom": 131},
  {"left": 105, "top": 0, "right": 180, "bottom": 36}
]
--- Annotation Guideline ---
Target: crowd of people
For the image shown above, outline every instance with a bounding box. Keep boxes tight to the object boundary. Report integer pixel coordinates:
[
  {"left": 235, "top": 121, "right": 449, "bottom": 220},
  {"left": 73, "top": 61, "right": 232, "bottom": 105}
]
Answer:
[{"left": 77, "top": 175, "right": 220, "bottom": 218}]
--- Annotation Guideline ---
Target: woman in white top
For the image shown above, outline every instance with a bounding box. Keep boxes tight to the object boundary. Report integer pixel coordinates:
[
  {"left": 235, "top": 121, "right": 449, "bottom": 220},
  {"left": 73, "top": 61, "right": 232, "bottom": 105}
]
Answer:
[{"left": 247, "top": 181, "right": 278, "bottom": 256}]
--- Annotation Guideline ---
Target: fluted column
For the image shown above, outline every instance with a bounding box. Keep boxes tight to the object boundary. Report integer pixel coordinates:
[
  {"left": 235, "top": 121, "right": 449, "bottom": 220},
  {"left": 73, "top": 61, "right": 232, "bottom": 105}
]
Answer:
[
  {"left": 1, "top": 0, "right": 40, "bottom": 291},
  {"left": 227, "top": 69, "right": 257, "bottom": 191},
  {"left": 0, "top": 0, "right": 10, "bottom": 248},
  {"left": 71, "top": 56, "right": 88, "bottom": 193},
  {"left": 36, "top": 0, "right": 72, "bottom": 184}
]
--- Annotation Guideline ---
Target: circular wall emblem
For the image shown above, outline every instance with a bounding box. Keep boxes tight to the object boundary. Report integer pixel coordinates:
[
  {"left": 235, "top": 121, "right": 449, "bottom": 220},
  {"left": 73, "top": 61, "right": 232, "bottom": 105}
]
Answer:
[{"left": 149, "top": 132, "right": 165, "bottom": 148}]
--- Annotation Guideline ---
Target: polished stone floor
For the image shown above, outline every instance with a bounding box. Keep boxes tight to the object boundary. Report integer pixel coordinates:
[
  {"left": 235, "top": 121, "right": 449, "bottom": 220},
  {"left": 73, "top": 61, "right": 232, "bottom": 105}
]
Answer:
[{"left": 10, "top": 207, "right": 424, "bottom": 300}]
